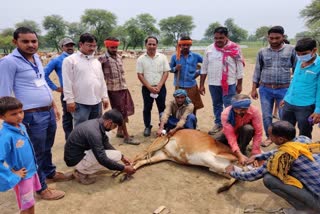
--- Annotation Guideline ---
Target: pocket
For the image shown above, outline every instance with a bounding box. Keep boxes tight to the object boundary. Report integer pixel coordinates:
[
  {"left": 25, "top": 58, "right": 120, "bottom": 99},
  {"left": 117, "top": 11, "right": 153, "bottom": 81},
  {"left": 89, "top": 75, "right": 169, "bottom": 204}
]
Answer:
[
  {"left": 264, "top": 57, "right": 272, "bottom": 67},
  {"left": 23, "top": 113, "right": 34, "bottom": 128},
  {"left": 280, "top": 56, "right": 291, "bottom": 68}
]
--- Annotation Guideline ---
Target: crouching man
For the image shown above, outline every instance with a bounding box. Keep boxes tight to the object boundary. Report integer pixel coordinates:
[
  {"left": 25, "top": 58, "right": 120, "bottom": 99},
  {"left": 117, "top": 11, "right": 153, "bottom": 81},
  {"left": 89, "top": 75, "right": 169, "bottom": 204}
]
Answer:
[
  {"left": 157, "top": 89, "right": 197, "bottom": 137},
  {"left": 64, "top": 109, "right": 136, "bottom": 185}
]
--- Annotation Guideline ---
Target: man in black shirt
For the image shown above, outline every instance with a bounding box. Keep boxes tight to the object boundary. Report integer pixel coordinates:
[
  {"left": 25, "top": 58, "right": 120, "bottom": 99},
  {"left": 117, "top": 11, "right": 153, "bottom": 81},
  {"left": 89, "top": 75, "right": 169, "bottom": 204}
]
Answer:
[{"left": 64, "top": 109, "right": 136, "bottom": 185}]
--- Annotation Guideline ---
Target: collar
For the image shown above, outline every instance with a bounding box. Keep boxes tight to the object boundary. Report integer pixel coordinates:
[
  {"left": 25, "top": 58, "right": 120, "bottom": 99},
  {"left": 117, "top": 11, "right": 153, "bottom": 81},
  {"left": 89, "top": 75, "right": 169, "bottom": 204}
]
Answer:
[
  {"left": 62, "top": 52, "right": 71, "bottom": 57},
  {"left": 98, "top": 118, "right": 107, "bottom": 133},
  {"left": 144, "top": 52, "right": 160, "bottom": 58},
  {"left": 267, "top": 43, "right": 285, "bottom": 52},
  {"left": 2, "top": 122, "right": 26, "bottom": 135},
  {"left": 12, "top": 48, "right": 38, "bottom": 61},
  {"left": 77, "top": 51, "right": 95, "bottom": 60}
]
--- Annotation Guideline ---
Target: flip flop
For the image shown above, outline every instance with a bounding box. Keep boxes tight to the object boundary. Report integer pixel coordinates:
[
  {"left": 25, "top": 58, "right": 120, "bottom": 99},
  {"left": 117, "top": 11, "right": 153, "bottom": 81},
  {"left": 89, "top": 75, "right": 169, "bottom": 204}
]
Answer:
[{"left": 124, "top": 137, "right": 140, "bottom": 145}]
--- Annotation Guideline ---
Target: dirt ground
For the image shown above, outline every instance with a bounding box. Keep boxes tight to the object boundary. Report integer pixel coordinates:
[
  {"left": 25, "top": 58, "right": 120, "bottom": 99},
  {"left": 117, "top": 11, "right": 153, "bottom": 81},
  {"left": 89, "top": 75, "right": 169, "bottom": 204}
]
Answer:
[{"left": 1, "top": 57, "right": 320, "bottom": 214}]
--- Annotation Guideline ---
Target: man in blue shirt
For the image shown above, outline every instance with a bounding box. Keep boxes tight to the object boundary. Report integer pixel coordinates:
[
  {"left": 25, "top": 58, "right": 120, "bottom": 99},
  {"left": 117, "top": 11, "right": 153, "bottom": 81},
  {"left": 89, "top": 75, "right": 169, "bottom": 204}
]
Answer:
[
  {"left": 170, "top": 36, "right": 203, "bottom": 114},
  {"left": 0, "top": 27, "right": 71, "bottom": 200},
  {"left": 45, "top": 38, "right": 75, "bottom": 141},
  {"left": 281, "top": 37, "right": 320, "bottom": 138}
]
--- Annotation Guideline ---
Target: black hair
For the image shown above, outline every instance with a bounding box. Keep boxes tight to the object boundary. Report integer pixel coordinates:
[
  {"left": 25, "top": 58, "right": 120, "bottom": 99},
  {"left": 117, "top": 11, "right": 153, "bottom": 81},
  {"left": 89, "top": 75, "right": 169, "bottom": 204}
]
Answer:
[
  {"left": 105, "top": 36, "right": 119, "bottom": 42},
  {"left": 144, "top": 36, "right": 158, "bottom": 44},
  {"left": 13, "top": 27, "right": 38, "bottom": 40},
  {"left": 295, "top": 37, "right": 317, "bottom": 52},
  {"left": 0, "top": 96, "right": 23, "bottom": 115},
  {"left": 102, "top": 109, "right": 123, "bottom": 126},
  {"left": 79, "top": 33, "right": 97, "bottom": 43},
  {"left": 214, "top": 27, "right": 228, "bottom": 36},
  {"left": 268, "top": 26, "right": 284, "bottom": 35},
  {"left": 270, "top": 121, "right": 296, "bottom": 140},
  {"left": 180, "top": 35, "right": 192, "bottom": 41}
]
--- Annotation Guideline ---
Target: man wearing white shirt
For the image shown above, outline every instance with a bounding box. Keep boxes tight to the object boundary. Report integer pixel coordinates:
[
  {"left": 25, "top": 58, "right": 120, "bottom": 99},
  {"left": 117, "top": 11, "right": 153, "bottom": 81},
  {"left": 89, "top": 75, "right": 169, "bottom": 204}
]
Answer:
[{"left": 62, "top": 33, "right": 109, "bottom": 126}]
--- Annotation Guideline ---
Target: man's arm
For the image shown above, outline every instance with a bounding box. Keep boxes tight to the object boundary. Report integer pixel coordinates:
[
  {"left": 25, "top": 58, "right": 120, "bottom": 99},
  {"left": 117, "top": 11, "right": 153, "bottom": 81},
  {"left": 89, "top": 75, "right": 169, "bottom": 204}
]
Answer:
[
  {"left": 0, "top": 58, "right": 16, "bottom": 96},
  {"left": 44, "top": 59, "right": 59, "bottom": 91},
  {"left": 176, "top": 103, "right": 194, "bottom": 128},
  {"left": 199, "top": 50, "right": 208, "bottom": 95},
  {"left": 62, "top": 58, "right": 76, "bottom": 112},
  {"left": 251, "top": 52, "right": 263, "bottom": 100},
  {"left": 250, "top": 107, "right": 263, "bottom": 155},
  {"left": 309, "top": 71, "right": 320, "bottom": 124},
  {"left": 228, "top": 163, "right": 268, "bottom": 181}
]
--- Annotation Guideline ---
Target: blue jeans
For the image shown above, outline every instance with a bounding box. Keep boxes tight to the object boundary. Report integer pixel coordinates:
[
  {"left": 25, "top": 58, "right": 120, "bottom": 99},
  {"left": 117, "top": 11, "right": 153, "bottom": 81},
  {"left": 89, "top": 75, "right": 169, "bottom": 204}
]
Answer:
[
  {"left": 60, "top": 94, "right": 73, "bottom": 141},
  {"left": 23, "top": 108, "right": 57, "bottom": 192},
  {"left": 209, "top": 84, "right": 236, "bottom": 126},
  {"left": 164, "top": 114, "right": 197, "bottom": 130},
  {"left": 73, "top": 102, "right": 102, "bottom": 127},
  {"left": 142, "top": 85, "right": 166, "bottom": 128},
  {"left": 259, "top": 86, "right": 288, "bottom": 137},
  {"left": 281, "top": 101, "right": 314, "bottom": 138}
]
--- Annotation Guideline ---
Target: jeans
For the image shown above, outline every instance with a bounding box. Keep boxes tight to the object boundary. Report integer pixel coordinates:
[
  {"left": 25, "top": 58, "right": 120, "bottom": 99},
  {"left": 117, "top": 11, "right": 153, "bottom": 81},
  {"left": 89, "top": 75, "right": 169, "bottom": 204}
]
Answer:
[
  {"left": 23, "top": 108, "right": 57, "bottom": 192},
  {"left": 60, "top": 94, "right": 73, "bottom": 141},
  {"left": 73, "top": 102, "right": 102, "bottom": 127},
  {"left": 164, "top": 114, "right": 197, "bottom": 130},
  {"left": 258, "top": 86, "right": 288, "bottom": 137},
  {"left": 142, "top": 85, "right": 166, "bottom": 128},
  {"left": 209, "top": 84, "right": 236, "bottom": 126},
  {"left": 281, "top": 101, "right": 314, "bottom": 138},
  {"left": 263, "top": 174, "right": 320, "bottom": 212}
]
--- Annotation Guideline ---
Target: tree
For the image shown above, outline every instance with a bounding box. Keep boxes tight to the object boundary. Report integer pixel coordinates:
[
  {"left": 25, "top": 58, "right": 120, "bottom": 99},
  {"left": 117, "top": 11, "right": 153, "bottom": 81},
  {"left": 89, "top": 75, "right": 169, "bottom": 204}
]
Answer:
[
  {"left": 159, "top": 15, "right": 195, "bottom": 46},
  {"left": 81, "top": 9, "right": 117, "bottom": 51},
  {"left": 43, "top": 15, "right": 67, "bottom": 51},
  {"left": 300, "top": 0, "right": 320, "bottom": 44},
  {"left": 1, "top": 28, "right": 14, "bottom": 37},
  {"left": 255, "top": 26, "right": 271, "bottom": 40},
  {"left": 224, "top": 18, "right": 248, "bottom": 43},
  {"left": 111, "top": 25, "right": 129, "bottom": 50},
  {"left": 204, "top": 22, "right": 222, "bottom": 41},
  {"left": 15, "top": 20, "right": 41, "bottom": 35},
  {"left": 67, "top": 22, "right": 87, "bottom": 45},
  {"left": 123, "top": 18, "right": 145, "bottom": 50},
  {"left": 136, "top": 13, "right": 160, "bottom": 36}
]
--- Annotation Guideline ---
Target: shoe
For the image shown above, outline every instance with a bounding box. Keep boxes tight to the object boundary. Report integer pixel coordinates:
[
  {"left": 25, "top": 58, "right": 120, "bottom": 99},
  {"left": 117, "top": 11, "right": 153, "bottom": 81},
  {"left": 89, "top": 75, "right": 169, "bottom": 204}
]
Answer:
[
  {"left": 40, "top": 188, "right": 65, "bottom": 200},
  {"left": 208, "top": 124, "right": 222, "bottom": 135},
  {"left": 261, "top": 138, "right": 273, "bottom": 147},
  {"left": 124, "top": 137, "right": 140, "bottom": 145},
  {"left": 143, "top": 126, "right": 152, "bottom": 137},
  {"left": 73, "top": 170, "right": 96, "bottom": 185},
  {"left": 47, "top": 171, "right": 74, "bottom": 182}
]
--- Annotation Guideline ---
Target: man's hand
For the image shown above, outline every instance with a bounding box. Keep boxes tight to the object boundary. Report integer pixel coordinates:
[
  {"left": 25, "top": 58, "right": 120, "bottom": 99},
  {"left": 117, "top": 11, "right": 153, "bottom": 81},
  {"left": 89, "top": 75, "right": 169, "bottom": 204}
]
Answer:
[
  {"left": 175, "top": 64, "right": 181, "bottom": 72},
  {"left": 157, "top": 129, "right": 163, "bottom": 137},
  {"left": 279, "top": 100, "right": 285, "bottom": 108},
  {"left": 167, "top": 128, "right": 178, "bottom": 137},
  {"left": 309, "top": 113, "right": 320, "bottom": 124},
  {"left": 102, "top": 99, "right": 109, "bottom": 110},
  {"left": 56, "top": 87, "right": 63, "bottom": 93},
  {"left": 123, "top": 165, "right": 136, "bottom": 175},
  {"left": 52, "top": 102, "right": 61, "bottom": 121},
  {"left": 235, "top": 151, "right": 248, "bottom": 165},
  {"left": 236, "top": 84, "right": 242, "bottom": 94},
  {"left": 246, "top": 155, "right": 257, "bottom": 165},
  {"left": 121, "top": 156, "right": 132, "bottom": 166},
  {"left": 11, "top": 167, "right": 27, "bottom": 178},
  {"left": 199, "top": 85, "right": 205, "bottom": 95},
  {"left": 67, "top": 102, "right": 76, "bottom": 112},
  {"left": 251, "top": 89, "right": 259, "bottom": 100},
  {"left": 225, "top": 164, "right": 235, "bottom": 174}
]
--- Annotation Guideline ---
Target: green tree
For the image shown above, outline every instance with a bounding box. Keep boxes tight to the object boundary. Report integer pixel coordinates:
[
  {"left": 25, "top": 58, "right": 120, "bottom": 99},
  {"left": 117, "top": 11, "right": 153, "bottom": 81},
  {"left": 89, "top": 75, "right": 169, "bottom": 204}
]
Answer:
[
  {"left": 159, "top": 15, "right": 195, "bottom": 46},
  {"left": 224, "top": 18, "right": 248, "bottom": 43},
  {"left": 300, "top": 0, "right": 320, "bottom": 44},
  {"left": 1, "top": 28, "right": 14, "bottom": 37},
  {"left": 111, "top": 25, "right": 129, "bottom": 50},
  {"left": 136, "top": 13, "right": 160, "bottom": 36},
  {"left": 123, "top": 18, "right": 145, "bottom": 50},
  {"left": 81, "top": 9, "right": 117, "bottom": 51},
  {"left": 0, "top": 35, "right": 14, "bottom": 54},
  {"left": 255, "top": 26, "right": 271, "bottom": 40},
  {"left": 43, "top": 15, "right": 67, "bottom": 51},
  {"left": 67, "top": 22, "right": 87, "bottom": 45},
  {"left": 204, "top": 22, "right": 221, "bottom": 41},
  {"left": 15, "top": 20, "right": 41, "bottom": 35}
]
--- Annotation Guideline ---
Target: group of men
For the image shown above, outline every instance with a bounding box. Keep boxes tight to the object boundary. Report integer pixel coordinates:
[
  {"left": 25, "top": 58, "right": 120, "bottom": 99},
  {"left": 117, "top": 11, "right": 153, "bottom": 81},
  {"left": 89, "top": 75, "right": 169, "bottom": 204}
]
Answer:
[{"left": 1, "top": 25, "right": 320, "bottom": 213}]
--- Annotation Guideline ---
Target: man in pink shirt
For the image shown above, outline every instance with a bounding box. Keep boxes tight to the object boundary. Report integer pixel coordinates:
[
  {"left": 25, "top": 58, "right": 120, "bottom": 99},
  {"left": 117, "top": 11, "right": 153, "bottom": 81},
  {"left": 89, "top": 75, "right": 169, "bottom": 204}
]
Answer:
[{"left": 213, "top": 94, "right": 263, "bottom": 165}]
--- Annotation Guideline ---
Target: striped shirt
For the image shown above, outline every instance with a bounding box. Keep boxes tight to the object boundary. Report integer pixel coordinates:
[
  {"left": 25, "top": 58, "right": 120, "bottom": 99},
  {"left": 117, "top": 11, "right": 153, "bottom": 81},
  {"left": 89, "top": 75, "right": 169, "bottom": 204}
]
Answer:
[
  {"left": 230, "top": 136, "right": 320, "bottom": 197},
  {"left": 252, "top": 44, "right": 296, "bottom": 85}
]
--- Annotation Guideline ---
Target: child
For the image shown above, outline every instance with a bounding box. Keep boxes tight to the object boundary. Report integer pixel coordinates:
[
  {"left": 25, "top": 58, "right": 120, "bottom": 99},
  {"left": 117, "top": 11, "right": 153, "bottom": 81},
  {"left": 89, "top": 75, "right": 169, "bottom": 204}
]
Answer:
[{"left": 0, "top": 96, "right": 41, "bottom": 214}]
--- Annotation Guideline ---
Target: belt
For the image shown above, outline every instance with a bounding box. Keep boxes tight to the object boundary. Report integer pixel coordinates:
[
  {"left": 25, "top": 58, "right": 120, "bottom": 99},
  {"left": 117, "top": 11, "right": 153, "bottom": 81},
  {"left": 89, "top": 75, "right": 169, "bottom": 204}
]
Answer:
[
  {"left": 24, "top": 105, "right": 52, "bottom": 113},
  {"left": 260, "top": 83, "right": 290, "bottom": 89}
]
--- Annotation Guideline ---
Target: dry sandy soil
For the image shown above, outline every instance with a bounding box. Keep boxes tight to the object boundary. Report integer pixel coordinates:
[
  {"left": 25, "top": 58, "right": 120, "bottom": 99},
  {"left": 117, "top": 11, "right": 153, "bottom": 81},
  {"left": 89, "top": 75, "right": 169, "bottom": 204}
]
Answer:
[{"left": 1, "top": 56, "right": 320, "bottom": 214}]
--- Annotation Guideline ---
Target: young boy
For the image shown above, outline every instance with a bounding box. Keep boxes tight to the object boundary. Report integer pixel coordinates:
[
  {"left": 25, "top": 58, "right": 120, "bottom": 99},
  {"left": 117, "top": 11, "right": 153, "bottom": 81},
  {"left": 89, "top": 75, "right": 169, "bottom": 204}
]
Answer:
[
  {"left": 0, "top": 97, "right": 41, "bottom": 214},
  {"left": 225, "top": 120, "right": 320, "bottom": 213}
]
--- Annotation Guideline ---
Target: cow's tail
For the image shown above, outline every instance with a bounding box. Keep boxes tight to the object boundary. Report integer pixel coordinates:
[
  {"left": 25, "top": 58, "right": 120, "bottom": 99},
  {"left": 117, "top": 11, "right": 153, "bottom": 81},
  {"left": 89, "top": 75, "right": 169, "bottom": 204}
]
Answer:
[{"left": 216, "top": 178, "right": 238, "bottom": 193}]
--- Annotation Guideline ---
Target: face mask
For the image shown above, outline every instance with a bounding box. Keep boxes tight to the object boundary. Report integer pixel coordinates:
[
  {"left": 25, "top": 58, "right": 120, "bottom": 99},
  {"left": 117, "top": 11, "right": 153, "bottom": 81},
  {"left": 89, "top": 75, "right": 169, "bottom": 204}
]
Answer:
[{"left": 297, "top": 53, "right": 313, "bottom": 62}]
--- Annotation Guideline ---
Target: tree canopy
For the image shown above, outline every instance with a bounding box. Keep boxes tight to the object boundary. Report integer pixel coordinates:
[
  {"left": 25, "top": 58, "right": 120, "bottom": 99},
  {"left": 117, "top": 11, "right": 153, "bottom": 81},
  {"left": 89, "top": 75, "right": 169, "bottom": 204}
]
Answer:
[{"left": 43, "top": 15, "right": 67, "bottom": 51}]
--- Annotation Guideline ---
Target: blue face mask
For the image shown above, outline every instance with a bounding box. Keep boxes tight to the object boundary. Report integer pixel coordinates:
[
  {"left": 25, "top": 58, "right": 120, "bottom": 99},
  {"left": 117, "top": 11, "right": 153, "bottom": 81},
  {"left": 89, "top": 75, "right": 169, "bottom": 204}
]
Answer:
[{"left": 297, "top": 53, "right": 313, "bottom": 62}]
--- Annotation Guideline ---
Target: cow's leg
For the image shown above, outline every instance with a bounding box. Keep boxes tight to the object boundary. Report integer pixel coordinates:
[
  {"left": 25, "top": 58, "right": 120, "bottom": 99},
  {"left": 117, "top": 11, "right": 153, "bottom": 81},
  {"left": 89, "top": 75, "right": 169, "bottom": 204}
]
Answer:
[{"left": 133, "top": 150, "right": 169, "bottom": 170}]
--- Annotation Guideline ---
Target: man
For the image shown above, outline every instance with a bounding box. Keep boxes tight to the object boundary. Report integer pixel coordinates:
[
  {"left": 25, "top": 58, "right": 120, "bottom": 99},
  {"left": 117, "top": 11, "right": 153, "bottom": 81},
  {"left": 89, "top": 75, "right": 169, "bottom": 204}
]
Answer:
[
  {"left": 213, "top": 94, "right": 263, "bottom": 165},
  {"left": 251, "top": 26, "right": 296, "bottom": 147},
  {"left": 99, "top": 37, "right": 139, "bottom": 145},
  {"left": 170, "top": 36, "right": 203, "bottom": 114},
  {"left": 200, "top": 27, "right": 244, "bottom": 135},
  {"left": 64, "top": 109, "right": 136, "bottom": 185},
  {"left": 157, "top": 89, "right": 197, "bottom": 137},
  {"left": 136, "top": 36, "right": 170, "bottom": 137},
  {"left": 44, "top": 37, "right": 75, "bottom": 141},
  {"left": 226, "top": 121, "right": 320, "bottom": 213},
  {"left": 0, "top": 27, "right": 70, "bottom": 200},
  {"left": 62, "top": 33, "right": 109, "bottom": 126},
  {"left": 281, "top": 37, "right": 320, "bottom": 139}
]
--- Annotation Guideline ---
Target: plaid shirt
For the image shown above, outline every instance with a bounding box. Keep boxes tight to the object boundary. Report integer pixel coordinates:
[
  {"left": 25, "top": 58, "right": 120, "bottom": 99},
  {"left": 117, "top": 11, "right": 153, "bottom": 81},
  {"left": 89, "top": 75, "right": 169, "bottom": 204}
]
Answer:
[
  {"left": 230, "top": 136, "right": 320, "bottom": 197},
  {"left": 252, "top": 44, "right": 296, "bottom": 85},
  {"left": 100, "top": 52, "right": 127, "bottom": 91}
]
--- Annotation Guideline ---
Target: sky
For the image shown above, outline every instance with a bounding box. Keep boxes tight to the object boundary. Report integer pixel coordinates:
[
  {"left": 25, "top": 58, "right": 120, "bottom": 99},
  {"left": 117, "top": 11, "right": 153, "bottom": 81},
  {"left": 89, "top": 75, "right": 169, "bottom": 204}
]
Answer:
[{"left": 0, "top": 0, "right": 312, "bottom": 39}]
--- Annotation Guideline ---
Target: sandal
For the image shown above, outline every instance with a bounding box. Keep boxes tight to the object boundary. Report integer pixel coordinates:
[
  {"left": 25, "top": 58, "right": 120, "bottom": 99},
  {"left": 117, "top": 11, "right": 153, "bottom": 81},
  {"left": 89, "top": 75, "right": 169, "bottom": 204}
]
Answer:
[
  {"left": 116, "top": 133, "right": 124, "bottom": 138},
  {"left": 261, "top": 138, "right": 273, "bottom": 147},
  {"left": 124, "top": 137, "right": 140, "bottom": 145}
]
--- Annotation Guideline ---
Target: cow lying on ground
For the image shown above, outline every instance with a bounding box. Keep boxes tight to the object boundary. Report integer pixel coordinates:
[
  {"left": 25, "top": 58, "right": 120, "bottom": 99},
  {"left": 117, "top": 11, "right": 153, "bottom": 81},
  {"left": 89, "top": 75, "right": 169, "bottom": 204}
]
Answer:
[{"left": 130, "top": 129, "right": 240, "bottom": 192}]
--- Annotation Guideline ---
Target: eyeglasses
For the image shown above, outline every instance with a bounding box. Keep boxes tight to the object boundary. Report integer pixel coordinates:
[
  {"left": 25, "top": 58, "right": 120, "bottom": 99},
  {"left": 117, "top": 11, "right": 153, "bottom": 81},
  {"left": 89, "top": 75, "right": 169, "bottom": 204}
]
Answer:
[{"left": 83, "top": 43, "right": 97, "bottom": 49}]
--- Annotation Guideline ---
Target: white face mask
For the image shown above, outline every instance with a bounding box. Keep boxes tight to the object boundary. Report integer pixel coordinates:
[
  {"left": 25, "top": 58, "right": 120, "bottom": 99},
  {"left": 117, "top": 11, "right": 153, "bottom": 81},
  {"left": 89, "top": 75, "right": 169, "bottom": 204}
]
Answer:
[{"left": 297, "top": 53, "right": 313, "bottom": 62}]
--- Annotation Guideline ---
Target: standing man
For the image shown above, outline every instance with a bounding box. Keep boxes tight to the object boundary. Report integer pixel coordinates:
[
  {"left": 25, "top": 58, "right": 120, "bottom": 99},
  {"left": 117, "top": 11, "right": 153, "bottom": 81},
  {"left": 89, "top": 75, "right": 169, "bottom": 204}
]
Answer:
[
  {"left": 99, "top": 37, "right": 139, "bottom": 145},
  {"left": 62, "top": 33, "right": 109, "bottom": 127},
  {"left": 170, "top": 36, "right": 204, "bottom": 114},
  {"left": 44, "top": 38, "right": 75, "bottom": 141},
  {"left": 281, "top": 37, "right": 320, "bottom": 138},
  {"left": 251, "top": 26, "right": 296, "bottom": 147},
  {"left": 200, "top": 27, "right": 244, "bottom": 135},
  {"left": 136, "top": 36, "right": 170, "bottom": 137},
  {"left": 0, "top": 27, "right": 70, "bottom": 200}
]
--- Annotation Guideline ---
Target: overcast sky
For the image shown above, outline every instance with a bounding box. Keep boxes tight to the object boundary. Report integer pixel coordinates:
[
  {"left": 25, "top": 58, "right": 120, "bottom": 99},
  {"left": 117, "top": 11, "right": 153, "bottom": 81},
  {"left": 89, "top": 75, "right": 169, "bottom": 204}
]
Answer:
[{"left": 0, "top": 0, "right": 312, "bottom": 39}]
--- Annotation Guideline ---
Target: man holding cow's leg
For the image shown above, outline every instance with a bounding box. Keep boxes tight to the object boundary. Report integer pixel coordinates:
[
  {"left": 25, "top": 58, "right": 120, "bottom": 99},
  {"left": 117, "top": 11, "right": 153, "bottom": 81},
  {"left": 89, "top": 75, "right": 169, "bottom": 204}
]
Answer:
[
  {"left": 157, "top": 89, "right": 197, "bottom": 137},
  {"left": 213, "top": 94, "right": 263, "bottom": 165}
]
